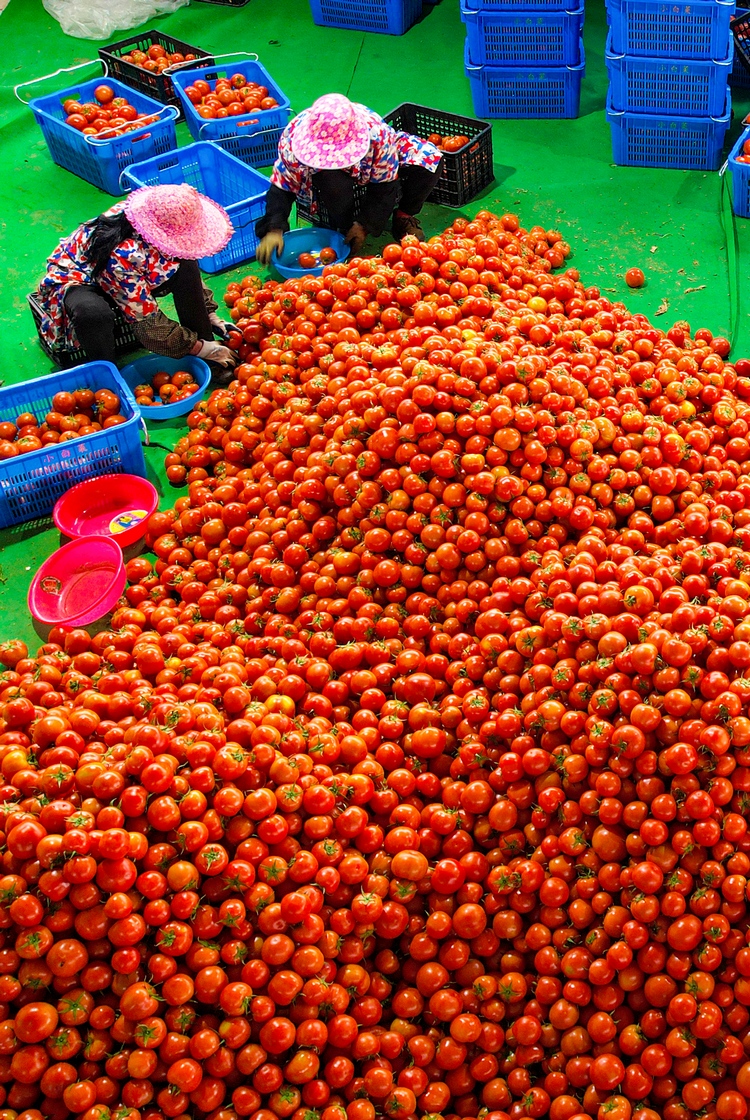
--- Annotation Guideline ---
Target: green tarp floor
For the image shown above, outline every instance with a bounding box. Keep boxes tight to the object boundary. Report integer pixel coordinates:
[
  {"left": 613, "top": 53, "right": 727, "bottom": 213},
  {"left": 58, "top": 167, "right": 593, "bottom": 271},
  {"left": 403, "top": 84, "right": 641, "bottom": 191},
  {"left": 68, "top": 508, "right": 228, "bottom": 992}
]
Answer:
[{"left": 1, "top": 0, "right": 749, "bottom": 645}]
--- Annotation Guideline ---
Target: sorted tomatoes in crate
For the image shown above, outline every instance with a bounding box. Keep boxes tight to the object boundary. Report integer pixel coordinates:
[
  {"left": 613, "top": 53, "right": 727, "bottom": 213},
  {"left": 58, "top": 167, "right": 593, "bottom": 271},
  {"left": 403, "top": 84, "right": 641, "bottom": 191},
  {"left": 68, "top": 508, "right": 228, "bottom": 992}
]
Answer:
[
  {"left": 182, "top": 73, "right": 280, "bottom": 121},
  {"left": 171, "top": 58, "right": 291, "bottom": 165},
  {"left": 426, "top": 130, "right": 472, "bottom": 152},
  {"left": 0, "top": 386, "right": 126, "bottom": 461},
  {"left": 26, "top": 71, "right": 178, "bottom": 194},
  {"left": 99, "top": 30, "right": 213, "bottom": 117},
  {"left": 119, "top": 43, "right": 200, "bottom": 74},
  {"left": 383, "top": 102, "right": 494, "bottom": 207},
  {"left": 62, "top": 83, "right": 164, "bottom": 138}
]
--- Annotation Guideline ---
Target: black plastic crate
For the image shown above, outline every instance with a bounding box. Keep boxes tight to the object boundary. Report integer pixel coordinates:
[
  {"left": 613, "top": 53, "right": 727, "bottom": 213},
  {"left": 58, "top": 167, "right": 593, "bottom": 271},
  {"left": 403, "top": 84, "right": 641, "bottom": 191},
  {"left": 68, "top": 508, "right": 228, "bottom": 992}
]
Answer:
[
  {"left": 733, "top": 8, "right": 750, "bottom": 77},
  {"left": 98, "top": 30, "right": 213, "bottom": 115},
  {"left": 295, "top": 183, "right": 368, "bottom": 228},
  {"left": 384, "top": 103, "right": 494, "bottom": 207},
  {"left": 732, "top": 53, "right": 750, "bottom": 90},
  {"left": 28, "top": 293, "right": 140, "bottom": 369}
]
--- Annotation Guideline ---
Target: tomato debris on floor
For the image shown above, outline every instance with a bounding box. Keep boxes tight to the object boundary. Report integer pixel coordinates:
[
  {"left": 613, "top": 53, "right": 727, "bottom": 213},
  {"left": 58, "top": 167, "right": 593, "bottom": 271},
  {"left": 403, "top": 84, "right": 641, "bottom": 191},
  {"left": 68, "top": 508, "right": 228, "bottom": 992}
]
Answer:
[{"left": 4, "top": 3, "right": 750, "bottom": 1120}]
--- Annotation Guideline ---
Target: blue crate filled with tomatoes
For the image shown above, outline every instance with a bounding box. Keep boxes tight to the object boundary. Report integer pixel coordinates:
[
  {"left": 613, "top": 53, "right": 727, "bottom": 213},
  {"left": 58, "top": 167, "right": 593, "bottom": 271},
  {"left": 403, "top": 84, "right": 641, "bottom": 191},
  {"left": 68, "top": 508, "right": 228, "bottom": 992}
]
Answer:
[
  {"left": 23, "top": 71, "right": 177, "bottom": 195},
  {"left": 171, "top": 58, "right": 291, "bottom": 167},
  {"left": 728, "top": 126, "right": 750, "bottom": 216}
]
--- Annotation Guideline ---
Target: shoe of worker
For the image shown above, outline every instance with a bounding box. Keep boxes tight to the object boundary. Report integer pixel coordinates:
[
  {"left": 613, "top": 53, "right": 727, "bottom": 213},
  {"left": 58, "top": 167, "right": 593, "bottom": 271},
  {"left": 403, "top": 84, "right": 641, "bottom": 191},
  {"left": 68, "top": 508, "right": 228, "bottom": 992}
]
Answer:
[
  {"left": 208, "top": 363, "right": 236, "bottom": 389},
  {"left": 392, "top": 212, "right": 425, "bottom": 242}
]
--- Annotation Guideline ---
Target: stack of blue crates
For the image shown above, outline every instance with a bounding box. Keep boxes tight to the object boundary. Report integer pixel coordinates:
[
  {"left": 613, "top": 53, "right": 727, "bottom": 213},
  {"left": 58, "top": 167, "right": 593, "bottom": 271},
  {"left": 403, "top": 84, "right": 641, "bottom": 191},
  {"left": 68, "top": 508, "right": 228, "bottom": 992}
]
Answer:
[
  {"left": 462, "top": 0, "right": 585, "bottom": 119},
  {"left": 605, "top": 0, "right": 734, "bottom": 170}
]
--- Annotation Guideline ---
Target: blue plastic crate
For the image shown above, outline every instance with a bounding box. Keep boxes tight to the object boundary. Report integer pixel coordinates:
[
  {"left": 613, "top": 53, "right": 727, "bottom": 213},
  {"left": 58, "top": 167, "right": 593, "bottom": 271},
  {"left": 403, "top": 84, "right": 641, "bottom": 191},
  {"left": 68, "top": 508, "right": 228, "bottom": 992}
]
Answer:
[
  {"left": 606, "top": 33, "right": 732, "bottom": 116},
  {"left": 214, "top": 124, "right": 290, "bottom": 169},
  {"left": 727, "top": 126, "right": 750, "bottom": 214},
  {"left": 462, "top": 4, "right": 584, "bottom": 65},
  {"left": 28, "top": 76, "right": 177, "bottom": 195},
  {"left": 308, "top": 0, "right": 421, "bottom": 32},
  {"left": 171, "top": 59, "right": 291, "bottom": 167},
  {"left": 607, "top": 0, "right": 735, "bottom": 60},
  {"left": 606, "top": 92, "right": 732, "bottom": 168},
  {"left": 464, "top": 42, "right": 584, "bottom": 117},
  {"left": 0, "top": 363, "right": 145, "bottom": 529},
  {"left": 122, "top": 142, "right": 269, "bottom": 273}
]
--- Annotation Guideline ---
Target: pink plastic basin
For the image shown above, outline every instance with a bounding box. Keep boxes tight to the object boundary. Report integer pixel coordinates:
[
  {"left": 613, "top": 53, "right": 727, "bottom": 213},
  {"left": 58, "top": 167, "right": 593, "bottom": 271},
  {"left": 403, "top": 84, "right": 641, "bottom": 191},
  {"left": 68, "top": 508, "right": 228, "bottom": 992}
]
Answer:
[
  {"left": 53, "top": 474, "right": 158, "bottom": 549},
  {"left": 28, "top": 536, "right": 126, "bottom": 628}
]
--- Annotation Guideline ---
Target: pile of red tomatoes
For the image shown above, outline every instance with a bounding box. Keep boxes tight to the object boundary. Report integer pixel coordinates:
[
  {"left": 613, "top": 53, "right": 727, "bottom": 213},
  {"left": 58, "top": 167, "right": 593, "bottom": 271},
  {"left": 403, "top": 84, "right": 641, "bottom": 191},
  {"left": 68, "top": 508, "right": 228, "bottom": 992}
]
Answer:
[{"left": 3, "top": 211, "right": 750, "bottom": 1120}]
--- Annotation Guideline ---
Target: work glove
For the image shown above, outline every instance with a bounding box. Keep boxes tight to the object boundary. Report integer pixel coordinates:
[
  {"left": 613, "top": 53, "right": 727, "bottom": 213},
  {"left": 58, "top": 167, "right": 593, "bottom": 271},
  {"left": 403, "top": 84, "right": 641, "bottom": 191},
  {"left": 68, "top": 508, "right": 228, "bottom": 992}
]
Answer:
[
  {"left": 209, "top": 312, "right": 234, "bottom": 340},
  {"left": 345, "top": 222, "right": 367, "bottom": 258},
  {"left": 196, "top": 340, "right": 237, "bottom": 368},
  {"left": 257, "top": 230, "right": 284, "bottom": 267}
]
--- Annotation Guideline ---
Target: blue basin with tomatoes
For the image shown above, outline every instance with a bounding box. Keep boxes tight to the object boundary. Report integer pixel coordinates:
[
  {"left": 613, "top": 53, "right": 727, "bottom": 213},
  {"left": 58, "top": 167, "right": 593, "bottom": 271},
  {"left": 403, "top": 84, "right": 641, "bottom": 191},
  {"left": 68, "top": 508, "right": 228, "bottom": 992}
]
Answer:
[{"left": 271, "top": 227, "right": 347, "bottom": 278}]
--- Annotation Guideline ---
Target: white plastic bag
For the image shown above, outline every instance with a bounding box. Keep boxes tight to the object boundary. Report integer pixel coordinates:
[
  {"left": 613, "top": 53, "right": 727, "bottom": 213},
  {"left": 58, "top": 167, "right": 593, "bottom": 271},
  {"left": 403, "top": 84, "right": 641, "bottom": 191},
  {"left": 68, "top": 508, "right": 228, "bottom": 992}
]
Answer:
[{"left": 42, "top": 0, "right": 190, "bottom": 41}]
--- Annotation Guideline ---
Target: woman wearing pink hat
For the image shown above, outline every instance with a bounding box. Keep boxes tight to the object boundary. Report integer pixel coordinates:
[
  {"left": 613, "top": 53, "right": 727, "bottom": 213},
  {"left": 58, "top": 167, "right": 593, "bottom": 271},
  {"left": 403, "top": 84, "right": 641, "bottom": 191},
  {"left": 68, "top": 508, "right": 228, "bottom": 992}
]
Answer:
[
  {"left": 35, "top": 184, "right": 238, "bottom": 382},
  {"left": 256, "top": 94, "right": 442, "bottom": 265}
]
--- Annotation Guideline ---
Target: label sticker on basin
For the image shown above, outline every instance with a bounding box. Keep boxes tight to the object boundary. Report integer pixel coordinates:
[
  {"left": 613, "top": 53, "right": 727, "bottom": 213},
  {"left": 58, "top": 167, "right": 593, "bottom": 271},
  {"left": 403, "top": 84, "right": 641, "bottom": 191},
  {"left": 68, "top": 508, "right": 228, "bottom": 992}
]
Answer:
[{"left": 110, "top": 510, "right": 148, "bottom": 535}]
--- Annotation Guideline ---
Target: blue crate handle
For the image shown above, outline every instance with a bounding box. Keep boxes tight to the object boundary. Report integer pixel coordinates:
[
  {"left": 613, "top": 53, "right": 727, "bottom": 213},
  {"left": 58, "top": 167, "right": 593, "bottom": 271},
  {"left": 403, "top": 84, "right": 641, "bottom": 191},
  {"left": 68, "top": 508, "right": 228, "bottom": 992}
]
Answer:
[
  {"left": 120, "top": 167, "right": 138, "bottom": 192},
  {"left": 609, "top": 100, "right": 730, "bottom": 124},
  {"left": 199, "top": 115, "right": 262, "bottom": 139},
  {"left": 84, "top": 103, "right": 179, "bottom": 146},
  {"left": 168, "top": 50, "right": 259, "bottom": 73},
  {"left": 14, "top": 59, "right": 108, "bottom": 104},
  {"left": 210, "top": 119, "right": 288, "bottom": 142}
]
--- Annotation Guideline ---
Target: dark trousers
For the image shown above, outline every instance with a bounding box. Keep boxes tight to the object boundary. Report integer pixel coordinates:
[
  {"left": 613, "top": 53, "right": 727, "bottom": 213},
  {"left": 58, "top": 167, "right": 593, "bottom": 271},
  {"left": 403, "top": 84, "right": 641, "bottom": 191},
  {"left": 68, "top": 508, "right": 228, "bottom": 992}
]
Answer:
[
  {"left": 63, "top": 260, "right": 211, "bottom": 363},
  {"left": 62, "top": 285, "right": 117, "bottom": 365},
  {"left": 312, "top": 163, "right": 442, "bottom": 235}
]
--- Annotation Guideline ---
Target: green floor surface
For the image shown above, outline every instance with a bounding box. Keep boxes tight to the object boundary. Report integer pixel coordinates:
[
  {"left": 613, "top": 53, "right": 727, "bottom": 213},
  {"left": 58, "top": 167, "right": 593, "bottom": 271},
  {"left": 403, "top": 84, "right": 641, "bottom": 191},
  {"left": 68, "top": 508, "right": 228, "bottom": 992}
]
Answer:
[{"left": 1, "top": 0, "right": 750, "bottom": 648}]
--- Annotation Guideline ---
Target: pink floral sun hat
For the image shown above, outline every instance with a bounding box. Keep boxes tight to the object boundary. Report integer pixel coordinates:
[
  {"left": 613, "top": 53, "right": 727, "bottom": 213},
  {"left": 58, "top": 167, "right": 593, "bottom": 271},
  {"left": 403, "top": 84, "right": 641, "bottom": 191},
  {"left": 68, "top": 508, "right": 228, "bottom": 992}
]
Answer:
[
  {"left": 290, "top": 94, "right": 372, "bottom": 170},
  {"left": 124, "top": 184, "right": 233, "bottom": 260}
]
